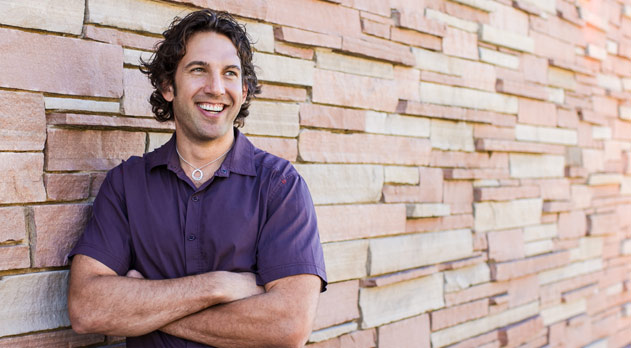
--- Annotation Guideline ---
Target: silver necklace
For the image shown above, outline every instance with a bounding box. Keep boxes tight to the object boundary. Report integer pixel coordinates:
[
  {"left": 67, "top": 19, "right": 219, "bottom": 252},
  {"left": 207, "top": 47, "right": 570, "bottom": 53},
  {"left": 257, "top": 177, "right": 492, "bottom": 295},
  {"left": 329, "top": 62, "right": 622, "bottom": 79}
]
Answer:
[{"left": 175, "top": 145, "right": 232, "bottom": 181}]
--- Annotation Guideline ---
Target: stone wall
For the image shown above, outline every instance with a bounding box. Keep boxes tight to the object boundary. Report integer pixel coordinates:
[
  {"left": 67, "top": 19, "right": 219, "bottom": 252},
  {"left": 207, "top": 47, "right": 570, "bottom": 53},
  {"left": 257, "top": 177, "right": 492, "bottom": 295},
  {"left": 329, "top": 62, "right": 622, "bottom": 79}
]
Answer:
[{"left": 1, "top": 0, "right": 631, "bottom": 347}]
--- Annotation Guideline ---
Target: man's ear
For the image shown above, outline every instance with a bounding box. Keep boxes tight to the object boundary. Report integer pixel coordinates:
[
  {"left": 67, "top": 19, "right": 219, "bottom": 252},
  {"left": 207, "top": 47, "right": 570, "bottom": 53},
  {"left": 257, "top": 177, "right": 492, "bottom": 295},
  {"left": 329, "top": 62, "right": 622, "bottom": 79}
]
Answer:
[
  {"left": 161, "top": 83, "right": 174, "bottom": 102},
  {"left": 242, "top": 82, "right": 248, "bottom": 101}
]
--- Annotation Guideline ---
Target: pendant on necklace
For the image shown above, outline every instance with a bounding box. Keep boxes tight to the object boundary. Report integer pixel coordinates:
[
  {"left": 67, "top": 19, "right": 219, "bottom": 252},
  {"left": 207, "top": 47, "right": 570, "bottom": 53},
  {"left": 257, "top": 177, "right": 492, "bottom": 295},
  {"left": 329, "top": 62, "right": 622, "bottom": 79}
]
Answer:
[{"left": 192, "top": 169, "right": 204, "bottom": 181}]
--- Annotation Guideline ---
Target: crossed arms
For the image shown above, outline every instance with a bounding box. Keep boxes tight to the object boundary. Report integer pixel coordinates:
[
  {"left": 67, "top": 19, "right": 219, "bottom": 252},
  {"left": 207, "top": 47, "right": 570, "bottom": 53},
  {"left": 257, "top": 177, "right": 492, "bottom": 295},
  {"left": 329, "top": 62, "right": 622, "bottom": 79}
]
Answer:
[{"left": 68, "top": 254, "right": 322, "bottom": 348}]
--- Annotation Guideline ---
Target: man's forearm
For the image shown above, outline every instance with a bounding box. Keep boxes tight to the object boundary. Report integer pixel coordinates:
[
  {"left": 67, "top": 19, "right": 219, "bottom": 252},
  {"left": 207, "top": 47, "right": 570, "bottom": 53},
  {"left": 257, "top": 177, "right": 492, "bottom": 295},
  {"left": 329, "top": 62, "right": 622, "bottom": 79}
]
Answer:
[
  {"left": 68, "top": 255, "right": 262, "bottom": 337},
  {"left": 160, "top": 274, "right": 321, "bottom": 348}
]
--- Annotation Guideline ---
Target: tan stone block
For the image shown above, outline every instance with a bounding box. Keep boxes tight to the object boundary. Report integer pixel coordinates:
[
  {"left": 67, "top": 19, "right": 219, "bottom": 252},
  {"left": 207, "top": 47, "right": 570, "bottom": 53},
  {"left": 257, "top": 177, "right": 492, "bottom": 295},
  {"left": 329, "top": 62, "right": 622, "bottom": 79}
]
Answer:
[
  {"left": 587, "top": 173, "right": 624, "bottom": 186},
  {"left": 45, "top": 129, "right": 146, "bottom": 171},
  {"left": 0, "top": 90, "right": 46, "bottom": 151},
  {"left": 431, "top": 119, "right": 475, "bottom": 152},
  {"left": 540, "top": 299, "right": 586, "bottom": 326},
  {"left": 406, "top": 203, "right": 451, "bottom": 218},
  {"left": 309, "top": 327, "right": 376, "bottom": 347},
  {"left": 569, "top": 237, "right": 603, "bottom": 262},
  {"left": 0, "top": 245, "right": 30, "bottom": 271},
  {"left": 365, "top": 112, "right": 430, "bottom": 138},
  {"left": 84, "top": 24, "right": 159, "bottom": 51},
  {"left": 524, "top": 239, "right": 554, "bottom": 257},
  {"left": 123, "top": 48, "right": 152, "bottom": 67},
  {"left": 479, "top": 24, "right": 534, "bottom": 53},
  {"left": 479, "top": 47, "right": 520, "bottom": 69},
  {"left": 474, "top": 186, "right": 540, "bottom": 202},
  {"left": 33, "top": 204, "right": 91, "bottom": 268},
  {"left": 420, "top": 82, "right": 518, "bottom": 114},
  {"left": 431, "top": 299, "right": 489, "bottom": 331},
  {"left": 0, "top": 153, "right": 46, "bottom": 204},
  {"left": 450, "top": 0, "right": 498, "bottom": 12},
  {"left": 295, "top": 164, "right": 383, "bottom": 204},
  {"left": 425, "top": 8, "right": 479, "bottom": 32},
  {"left": 0, "top": 271, "right": 70, "bottom": 336},
  {"left": 385, "top": 166, "right": 420, "bottom": 185},
  {"left": 518, "top": 98, "right": 557, "bottom": 126},
  {"left": 44, "top": 97, "right": 120, "bottom": 113},
  {"left": 378, "top": 314, "right": 430, "bottom": 348},
  {"left": 474, "top": 198, "right": 542, "bottom": 232},
  {"left": 44, "top": 173, "right": 91, "bottom": 202},
  {"left": 443, "top": 27, "right": 478, "bottom": 60},
  {"left": 242, "top": 101, "right": 299, "bottom": 137},
  {"left": 298, "top": 129, "right": 431, "bottom": 165},
  {"left": 316, "top": 204, "right": 406, "bottom": 242},
  {"left": 147, "top": 132, "right": 173, "bottom": 153},
  {"left": 313, "top": 69, "right": 398, "bottom": 112},
  {"left": 359, "top": 273, "right": 444, "bottom": 328},
  {"left": 0, "top": 329, "right": 103, "bottom": 347},
  {"left": 621, "top": 239, "right": 631, "bottom": 255},
  {"left": 619, "top": 106, "right": 631, "bottom": 120},
  {"left": 253, "top": 53, "right": 314, "bottom": 86},
  {"left": 488, "top": 229, "right": 525, "bottom": 261},
  {"left": 299, "top": 104, "right": 365, "bottom": 131},
  {"left": 537, "top": 258, "right": 601, "bottom": 285},
  {"left": 443, "top": 180, "right": 473, "bottom": 214},
  {"left": 369, "top": 229, "right": 473, "bottom": 275},
  {"left": 444, "top": 263, "right": 490, "bottom": 292},
  {"left": 315, "top": 49, "right": 393, "bottom": 79},
  {"left": 313, "top": 280, "right": 359, "bottom": 330},
  {"left": 248, "top": 137, "right": 297, "bottom": 162},
  {"left": 412, "top": 47, "right": 454, "bottom": 75},
  {"left": 431, "top": 302, "right": 539, "bottom": 348},
  {"left": 523, "top": 224, "right": 557, "bottom": 242},
  {"left": 240, "top": 20, "right": 274, "bottom": 53},
  {"left": 258, "top": 84, "right": 306, "bottom": 102},
  {"left": 0, "top": 0, "right": 84, "bottom": 35},
  {"left": 0, "top": 207, "right": 26, "bottom": 243},
  {"left": 309, "top": 322, "right": 358, "bottom": 343},
  {"left": 122, "top": 68, "right": 153, "bottom": 117},
  {"left": 87, "top": 0, "right": 190, "bottom": 34},
  {"left": 586, "top": 44, "right": 607, "bottom": 61},
  {"left": 510, "top": 154, "right": 565, "bottom": 178},
  {"left": 0, "top": 28, "right": 123, "bottom": 97},
  {"left": 514, "top": 125, "right": 577, "bottom": 145},
  {"left": 322, "top": 240, "right": 368, "bottom": 282},
  {"left": 548, "top": 67, "right": 577, "bottom": 91},
  {"left": 266, "top": 0, "right": 361, "bottom": 37}
]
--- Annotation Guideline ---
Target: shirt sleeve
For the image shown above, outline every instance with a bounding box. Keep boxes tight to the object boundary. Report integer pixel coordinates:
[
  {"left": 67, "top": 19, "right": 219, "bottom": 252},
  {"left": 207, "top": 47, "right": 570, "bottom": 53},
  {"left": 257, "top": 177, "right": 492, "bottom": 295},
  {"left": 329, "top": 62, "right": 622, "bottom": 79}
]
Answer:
[
  {"left": 68, "top": 166, "right": 133, "bottom": 275},
  {"left": 256, "top": 168, "right": 327, "bottom": 291}
]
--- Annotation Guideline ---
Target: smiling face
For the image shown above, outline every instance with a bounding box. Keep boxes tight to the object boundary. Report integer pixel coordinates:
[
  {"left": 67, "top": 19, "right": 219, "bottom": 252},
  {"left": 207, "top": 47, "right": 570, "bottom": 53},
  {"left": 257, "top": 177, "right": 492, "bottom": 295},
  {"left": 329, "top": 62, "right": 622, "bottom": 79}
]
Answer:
[{"left": 161, "top": 31, "right": 247, "bottom": 146}]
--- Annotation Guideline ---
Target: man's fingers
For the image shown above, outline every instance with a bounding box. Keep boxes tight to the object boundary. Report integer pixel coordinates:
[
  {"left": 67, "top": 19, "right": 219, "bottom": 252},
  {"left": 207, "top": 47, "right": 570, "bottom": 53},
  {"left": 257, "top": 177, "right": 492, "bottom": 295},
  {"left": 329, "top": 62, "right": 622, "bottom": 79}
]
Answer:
[{"left": 126, "top": 269, "right": 145, "bottom": 279}]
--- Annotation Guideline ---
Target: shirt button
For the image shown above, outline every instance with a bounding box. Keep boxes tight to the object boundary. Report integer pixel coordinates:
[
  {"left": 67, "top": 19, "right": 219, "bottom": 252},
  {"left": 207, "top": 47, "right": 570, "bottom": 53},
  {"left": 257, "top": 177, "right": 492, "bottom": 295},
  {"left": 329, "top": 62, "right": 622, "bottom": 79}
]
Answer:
[
  {"left": 221, "top": 169, "right": 227, "bottom": 173},
  {"left": 192, "top": 195, "right": 199, "bottom": 202},
  {"left": 187, "top": 235, "right": 196, "bottom": 241}
]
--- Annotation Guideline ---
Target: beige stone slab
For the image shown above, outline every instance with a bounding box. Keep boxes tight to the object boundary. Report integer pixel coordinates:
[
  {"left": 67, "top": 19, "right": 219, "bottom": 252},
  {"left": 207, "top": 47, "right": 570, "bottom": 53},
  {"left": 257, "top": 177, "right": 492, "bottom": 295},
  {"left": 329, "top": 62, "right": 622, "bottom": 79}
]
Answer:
[
  {"left": 0, "top": 153, "right": 46, "bottom": 204},
  {"left": 444, "top": 262, "right": 491, "bottom": 292},
  {"left": 44, "top": 97, "right": 120, "bottom": 113},
  {"left": 450, "top": 0, "right": 498, "bottom": 12},
  {"left": 309, "top": 322, "right": 358, "bottom": 343},
  {"left": 241, "top": 20, "right": 274, "bottom": 53},
  {"left": 587, "top": 173, "right": 623, "bottom": 186},
  {"left": 524, "top": 239, "right": 554, "bottom": 257},
  {"left": 538, "top": 258, "right": 602, "bottom": 285},
  {"left": 0, "top": 0, "right": 84, "bottom": 35},
  {"left": 586, "top": 44, "right": 607, "bottom": 61},
  {"left": 322, "top": 240, "right": 369, "bottom": 282},
  {"left": 315, "top": 49, "right": 394, "bottom": 79},
  {"left": 520, "top": 0, "right": 556, "bottom": 13},
  {"left": 0, "top": 271, "right": 70, "bottom": 336},
  {"left": 0, "top": 90, "right": 46, "bottom": 151},
  {"left": 147, "top": 132, "right": 173, "bottom": 153},
  {"left": 546, "top": 87, "right": 565, "bottom": 104},
  {"left": 123, "top": 48, "right": 152, "bottom": 67},
  {"left": 412, "top": 48, "right": 455, "bottom": 76},
  {"left": 619, "top": 106, "right": 631, "bottom": 120},
  {"left": 359, "top": 273, "right": 444, "bottom": 328},
  {"left": 540, "top": 299, "right": 586, "bottom": 326},
  {"left": 479, "top": 47, "right": 520, "bottom": 69},
  {"left": 622, "top": 239, "right": 631, "bottom": 255},
  {"left": 365, "top": 112, "right": 430, "bottom": 138},
  {"left": 591, "top": 126, "right": 612, "bottom": 140},
  {"left": 430, "top": 119, "right": 474, "bottom": 152},
  {"left": 431, "top": 301, "right": 539, "bottom": 347},
  {"left": 242, "top": 101, "right": 299, "bottom": 137},
  {"left": 510, "top": 154, "right": 565, "bottom": 178},
  {"left": 424, "top": 9, "right": 479, "bottom": 32},
  {"left": 569, "top": 237, "right": 603, "bottom": 262},
  {"left": 369, "top": 229, "right": 473, "bottom": 275},
  {"left": 294, "top": 164, "right": 383, "bottom": 205},
  {"left": 385, "top": 166, "right": 420, "bottom": 185},
  {"left": 406, "top": 203, "right": 451, "bottom": 218},
  {"left": 597, "top": 74, "right": 622, "bottom": 92},
  {"left": 474, "top": 198, "right": 543, "bottom": 232},
  {"left": 514, "top": 124, "right": 577, "bottom": 145},
  {"left": 87, "top": 0, "right": 191, "bottom": 34},
  {"left": 523, "top": 224, "right": 557, "bottom": 242},
  {"left": 254, "top": 52, "right": 314, "bottom": 86},
  {"left": 479, "top": 24, "right": 534, "bottom": 53},
  {"left": 548, "top": 67, "right": 577, "bottom": 91},
  {"left": 420, "top": 82, "right": 518, "bottom": 114}
]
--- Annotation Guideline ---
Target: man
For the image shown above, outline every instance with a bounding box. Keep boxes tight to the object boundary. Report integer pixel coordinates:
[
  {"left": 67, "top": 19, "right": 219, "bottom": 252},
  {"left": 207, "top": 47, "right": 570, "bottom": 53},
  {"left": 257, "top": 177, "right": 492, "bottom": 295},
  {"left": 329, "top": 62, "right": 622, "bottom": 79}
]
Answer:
[{"left": 67, "top": 9, "right": 327, "bottom": 348}]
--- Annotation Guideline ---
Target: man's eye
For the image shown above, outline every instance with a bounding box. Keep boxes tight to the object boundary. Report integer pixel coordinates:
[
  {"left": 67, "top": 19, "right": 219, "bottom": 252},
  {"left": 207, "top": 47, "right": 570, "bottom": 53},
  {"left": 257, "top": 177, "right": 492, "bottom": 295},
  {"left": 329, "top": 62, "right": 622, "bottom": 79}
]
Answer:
[
  {"left": 191, "top": 67, "right": 204, "bottom": 73},
  {"left": 225, "top": 71, "right": 238, "bottom": 77}
]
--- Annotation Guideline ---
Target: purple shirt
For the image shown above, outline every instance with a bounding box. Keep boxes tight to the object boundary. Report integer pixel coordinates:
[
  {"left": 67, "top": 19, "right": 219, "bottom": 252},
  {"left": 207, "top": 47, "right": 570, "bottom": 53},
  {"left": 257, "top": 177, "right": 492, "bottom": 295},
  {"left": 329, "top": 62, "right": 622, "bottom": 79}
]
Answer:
[{"left": 69, "top": 128, "right": 327, "bottom": 348}]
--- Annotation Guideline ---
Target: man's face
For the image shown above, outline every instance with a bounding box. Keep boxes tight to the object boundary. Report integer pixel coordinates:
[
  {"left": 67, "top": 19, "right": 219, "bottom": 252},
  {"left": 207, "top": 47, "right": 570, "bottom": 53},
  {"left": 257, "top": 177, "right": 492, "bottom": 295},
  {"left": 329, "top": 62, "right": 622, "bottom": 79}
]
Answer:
[{"left": 162, "top": 31, "right": 247, "bottom": 145}]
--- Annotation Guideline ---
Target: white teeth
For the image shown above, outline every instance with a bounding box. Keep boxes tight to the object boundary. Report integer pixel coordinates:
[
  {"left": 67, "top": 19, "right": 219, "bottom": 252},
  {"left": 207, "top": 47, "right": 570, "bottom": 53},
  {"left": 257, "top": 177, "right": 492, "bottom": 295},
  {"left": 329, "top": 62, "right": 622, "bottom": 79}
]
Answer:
[{"left": 199, "top": 103, "right": 224, "bottom": 112}]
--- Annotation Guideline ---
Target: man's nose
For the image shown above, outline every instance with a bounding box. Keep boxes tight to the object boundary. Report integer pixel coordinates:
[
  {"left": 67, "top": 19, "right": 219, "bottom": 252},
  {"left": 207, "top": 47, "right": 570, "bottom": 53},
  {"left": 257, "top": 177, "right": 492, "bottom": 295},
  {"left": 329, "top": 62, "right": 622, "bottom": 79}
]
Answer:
[{"left": 204, "top": 72, "right": 225, "bottom": 95}]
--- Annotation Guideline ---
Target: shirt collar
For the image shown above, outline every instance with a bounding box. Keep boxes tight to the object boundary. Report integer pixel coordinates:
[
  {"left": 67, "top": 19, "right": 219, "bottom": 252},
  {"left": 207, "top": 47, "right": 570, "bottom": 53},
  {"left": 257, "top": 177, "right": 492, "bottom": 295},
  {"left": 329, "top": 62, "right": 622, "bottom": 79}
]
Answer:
[{"left": 146, "top": 128, "right": 257, "bottom": 177}]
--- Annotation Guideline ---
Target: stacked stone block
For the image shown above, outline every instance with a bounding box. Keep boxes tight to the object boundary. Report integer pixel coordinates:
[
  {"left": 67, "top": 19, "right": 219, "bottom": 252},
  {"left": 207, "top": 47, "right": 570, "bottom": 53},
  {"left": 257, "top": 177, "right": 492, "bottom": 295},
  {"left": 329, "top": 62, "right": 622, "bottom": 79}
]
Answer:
[{"left": 1, "top": 0, "right": 631, "bottom": 347}]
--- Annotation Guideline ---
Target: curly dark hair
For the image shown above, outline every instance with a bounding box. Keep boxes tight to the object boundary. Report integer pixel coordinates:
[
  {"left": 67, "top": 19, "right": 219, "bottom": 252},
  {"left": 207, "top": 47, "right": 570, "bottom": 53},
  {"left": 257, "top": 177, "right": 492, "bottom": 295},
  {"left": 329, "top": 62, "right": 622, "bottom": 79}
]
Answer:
[{"left": 140, "top": 9, "right": 260, "bottom": 127}]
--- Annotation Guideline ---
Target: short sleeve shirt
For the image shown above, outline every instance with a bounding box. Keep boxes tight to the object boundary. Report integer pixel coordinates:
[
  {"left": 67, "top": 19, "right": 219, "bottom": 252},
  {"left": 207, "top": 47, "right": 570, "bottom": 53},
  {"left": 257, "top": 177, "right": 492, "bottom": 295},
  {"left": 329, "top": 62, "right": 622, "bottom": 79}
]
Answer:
[{"left": 69, "top": 128, "right": 327, "bottom": 348}]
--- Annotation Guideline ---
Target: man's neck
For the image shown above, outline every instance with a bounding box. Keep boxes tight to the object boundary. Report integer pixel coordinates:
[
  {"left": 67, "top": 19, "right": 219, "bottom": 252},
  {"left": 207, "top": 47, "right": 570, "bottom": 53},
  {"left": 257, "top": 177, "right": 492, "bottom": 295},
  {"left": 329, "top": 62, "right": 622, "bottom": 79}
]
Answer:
[{"left": 175, "top": 130, "right": 235, "bottom": 166}]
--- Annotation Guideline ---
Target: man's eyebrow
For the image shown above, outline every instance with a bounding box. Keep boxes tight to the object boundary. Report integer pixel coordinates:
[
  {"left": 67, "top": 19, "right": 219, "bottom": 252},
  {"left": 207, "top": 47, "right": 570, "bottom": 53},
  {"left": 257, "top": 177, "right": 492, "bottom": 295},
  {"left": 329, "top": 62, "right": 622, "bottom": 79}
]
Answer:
[{"left": 183, "top": 61, "right": 242, "bottom": 71}]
